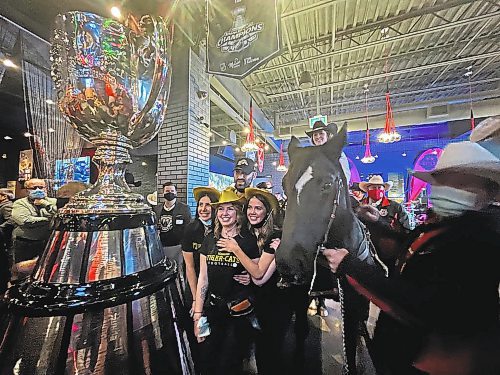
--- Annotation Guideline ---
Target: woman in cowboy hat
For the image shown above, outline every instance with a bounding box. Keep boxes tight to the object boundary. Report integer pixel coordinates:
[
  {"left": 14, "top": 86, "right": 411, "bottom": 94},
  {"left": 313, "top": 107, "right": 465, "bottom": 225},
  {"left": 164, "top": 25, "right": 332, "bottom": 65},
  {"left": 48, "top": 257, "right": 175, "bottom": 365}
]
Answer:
[
  {"left": 324, "top": 140, "right": 500, "bottom": 375},
  {"left": 217, "top": 188, "right": 287, "bottom": 374},
  {"left": 182, "top": 187, "right": 220, "bottom": 316},
  {"left": 193, "top": 188, "right": 260, "bottom": 374}
]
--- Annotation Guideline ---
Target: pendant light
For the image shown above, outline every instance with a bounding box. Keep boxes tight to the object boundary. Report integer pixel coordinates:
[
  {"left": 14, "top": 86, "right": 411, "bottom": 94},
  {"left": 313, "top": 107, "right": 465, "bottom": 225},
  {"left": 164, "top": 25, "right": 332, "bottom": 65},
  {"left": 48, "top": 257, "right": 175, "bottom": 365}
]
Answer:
[
  {"left": 276, "top": 141, "right": 287, "bottom": 172},
  {"left": 241, "top": 98, "right": 259, "bottom": 152},
  {"left": 361, "top": 86, "right": 375, "bottom": 164}
]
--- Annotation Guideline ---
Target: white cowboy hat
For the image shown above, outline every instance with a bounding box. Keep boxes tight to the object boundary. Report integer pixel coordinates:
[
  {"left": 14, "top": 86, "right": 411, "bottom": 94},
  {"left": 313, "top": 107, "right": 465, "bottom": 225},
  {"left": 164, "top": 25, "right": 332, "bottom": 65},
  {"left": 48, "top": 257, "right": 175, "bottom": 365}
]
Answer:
[
  {"left": 411, "top": 141, "right": 500, "bottom": 187},
  {"left": 147, "top": 191, "right": 157, "bottom": 206},
  {"left": 470, "top": 116, "right": 500, "bottom": 142},
  {"left": 359, "top": 175, "right": 393, "bottom": 192}
]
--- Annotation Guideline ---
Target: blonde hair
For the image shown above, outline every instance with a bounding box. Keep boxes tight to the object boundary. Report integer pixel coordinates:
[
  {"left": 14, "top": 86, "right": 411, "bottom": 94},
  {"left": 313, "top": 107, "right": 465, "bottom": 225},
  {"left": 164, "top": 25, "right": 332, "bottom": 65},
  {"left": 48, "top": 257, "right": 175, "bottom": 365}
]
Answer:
[{"left": 213, "top": 203, "right": 245, "bottom": 239}]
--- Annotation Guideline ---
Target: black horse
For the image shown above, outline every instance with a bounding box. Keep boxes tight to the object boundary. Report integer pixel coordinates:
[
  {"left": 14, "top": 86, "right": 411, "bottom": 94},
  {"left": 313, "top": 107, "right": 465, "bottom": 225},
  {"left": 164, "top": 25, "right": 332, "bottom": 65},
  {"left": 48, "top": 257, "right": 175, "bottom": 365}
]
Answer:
[{"left": 276, "top": 126, "right": 381, "bottom": 374}]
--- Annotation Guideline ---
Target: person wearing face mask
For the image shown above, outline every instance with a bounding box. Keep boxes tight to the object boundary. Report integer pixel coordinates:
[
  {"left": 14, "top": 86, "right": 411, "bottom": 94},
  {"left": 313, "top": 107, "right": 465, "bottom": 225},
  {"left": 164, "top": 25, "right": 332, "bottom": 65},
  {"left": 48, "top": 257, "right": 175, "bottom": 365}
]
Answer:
[
  {"left": 359, "top": 175, "right": 411, "bottom": 273},
  {"left": 324, "top": 140, "right": 500, "bottom": 375},
  {"left": 153, "top": 182, "right": 191, "bottom": 269},
  {"left": 182, "top": 187, "right": 220, "bottom": 316},
  {"left": 11, "top": 179, "right": 56, "bottom": 279}
]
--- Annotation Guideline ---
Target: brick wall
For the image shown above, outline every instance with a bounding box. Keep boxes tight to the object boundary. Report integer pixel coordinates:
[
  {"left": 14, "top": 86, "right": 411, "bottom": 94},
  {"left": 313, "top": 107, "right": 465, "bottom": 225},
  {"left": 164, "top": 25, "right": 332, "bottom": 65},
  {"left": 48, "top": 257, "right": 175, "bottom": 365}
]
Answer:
[{"left": 157, "top": 44, "right": 210, "bottom": 215}]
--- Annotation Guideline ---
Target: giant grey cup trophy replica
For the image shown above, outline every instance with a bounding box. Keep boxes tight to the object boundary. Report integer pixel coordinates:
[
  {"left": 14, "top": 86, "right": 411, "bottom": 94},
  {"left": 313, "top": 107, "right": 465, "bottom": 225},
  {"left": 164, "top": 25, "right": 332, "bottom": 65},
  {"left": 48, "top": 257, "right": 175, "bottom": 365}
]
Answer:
[{"left": 0, "top": 12, "right": 196, "bottom": 374}]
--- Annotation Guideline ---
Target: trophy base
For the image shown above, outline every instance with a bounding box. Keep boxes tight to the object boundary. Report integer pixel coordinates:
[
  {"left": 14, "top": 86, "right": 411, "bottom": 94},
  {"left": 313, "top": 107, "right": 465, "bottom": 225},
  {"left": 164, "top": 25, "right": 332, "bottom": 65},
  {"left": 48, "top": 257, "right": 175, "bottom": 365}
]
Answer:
[{"left": 0, "top": 211, "right": 196, "bottom": 374}]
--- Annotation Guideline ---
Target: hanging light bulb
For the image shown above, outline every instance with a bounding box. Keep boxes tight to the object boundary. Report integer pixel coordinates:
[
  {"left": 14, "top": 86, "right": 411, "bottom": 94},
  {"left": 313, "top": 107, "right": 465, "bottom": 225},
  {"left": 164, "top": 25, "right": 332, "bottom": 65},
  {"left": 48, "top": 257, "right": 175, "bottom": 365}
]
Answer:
[
  {"left": 465, "top": 66, "right": 475, "bottom": 130},
  {"left": 361, "top": 86, "right": 375, "bottom": 164}
]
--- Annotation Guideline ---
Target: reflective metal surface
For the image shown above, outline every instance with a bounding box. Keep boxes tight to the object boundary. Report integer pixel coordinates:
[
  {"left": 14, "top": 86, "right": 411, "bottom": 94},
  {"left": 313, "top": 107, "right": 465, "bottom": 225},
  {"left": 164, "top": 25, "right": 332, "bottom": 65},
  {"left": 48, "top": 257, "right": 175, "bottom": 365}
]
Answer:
[
  {"left": 50, "top": 12, "right": 172, "bottom": 214},
  {"left": 0, "top": 213, "right": 196, "bottom": 374}
]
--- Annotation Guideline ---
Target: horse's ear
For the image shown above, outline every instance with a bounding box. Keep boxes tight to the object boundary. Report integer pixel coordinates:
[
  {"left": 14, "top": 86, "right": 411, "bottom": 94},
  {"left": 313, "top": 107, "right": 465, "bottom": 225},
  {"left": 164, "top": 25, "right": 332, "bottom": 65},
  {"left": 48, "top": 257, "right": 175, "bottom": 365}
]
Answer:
[
  {"left": 288, "top": 136, "right": 301, "bottom": 161},
  {"left": 324, "top": 123, "right": 347, "bottom": 161}
]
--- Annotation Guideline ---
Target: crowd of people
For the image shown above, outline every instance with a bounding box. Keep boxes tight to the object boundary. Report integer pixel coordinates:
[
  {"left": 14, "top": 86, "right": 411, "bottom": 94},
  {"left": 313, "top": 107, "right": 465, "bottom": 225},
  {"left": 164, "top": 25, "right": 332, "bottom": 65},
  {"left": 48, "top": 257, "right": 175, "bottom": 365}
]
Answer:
[{"left": 0, "top": 118, "right": 498, "bottom": 374}]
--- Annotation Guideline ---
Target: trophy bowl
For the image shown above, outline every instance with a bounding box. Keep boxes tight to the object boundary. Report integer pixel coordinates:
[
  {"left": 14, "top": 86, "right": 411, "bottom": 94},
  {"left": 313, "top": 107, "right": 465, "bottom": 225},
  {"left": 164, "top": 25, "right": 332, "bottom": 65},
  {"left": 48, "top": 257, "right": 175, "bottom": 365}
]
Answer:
[{"left": 51, "top": 12, "right": 172, "bottom": 213}]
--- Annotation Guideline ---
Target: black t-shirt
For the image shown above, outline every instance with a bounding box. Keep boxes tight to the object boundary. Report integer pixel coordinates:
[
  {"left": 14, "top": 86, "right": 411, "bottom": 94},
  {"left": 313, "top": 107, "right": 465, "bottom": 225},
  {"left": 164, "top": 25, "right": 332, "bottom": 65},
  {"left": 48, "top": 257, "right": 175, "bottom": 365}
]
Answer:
[
  {"left": 181, "top": 219, "right": 209, "bottom": 276},
  {"left": 200, "top": 232, "right": 259, "bottom": 300},
  {"left": 158, "top": 203, "right": 191, "bottom": 246},
  {"left": 257, "top": 230, "right": 282, "bottom": 291}
]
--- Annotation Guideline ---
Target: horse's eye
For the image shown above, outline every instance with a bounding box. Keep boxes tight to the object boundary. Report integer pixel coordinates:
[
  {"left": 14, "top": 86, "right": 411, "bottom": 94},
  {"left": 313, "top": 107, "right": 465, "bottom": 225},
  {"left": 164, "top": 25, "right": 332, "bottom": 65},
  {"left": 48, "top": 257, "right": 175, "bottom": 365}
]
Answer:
[{"left": 322, "top": 182, "right": 333, "bottom": 191}]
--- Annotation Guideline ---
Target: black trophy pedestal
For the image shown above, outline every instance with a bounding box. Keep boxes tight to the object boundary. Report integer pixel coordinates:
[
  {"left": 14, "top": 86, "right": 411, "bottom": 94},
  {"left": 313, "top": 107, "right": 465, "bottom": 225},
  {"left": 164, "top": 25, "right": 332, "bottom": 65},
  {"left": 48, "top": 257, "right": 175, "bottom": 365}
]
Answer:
[{"left": 0, "top": 212, "right": 195, "bottom": 374}]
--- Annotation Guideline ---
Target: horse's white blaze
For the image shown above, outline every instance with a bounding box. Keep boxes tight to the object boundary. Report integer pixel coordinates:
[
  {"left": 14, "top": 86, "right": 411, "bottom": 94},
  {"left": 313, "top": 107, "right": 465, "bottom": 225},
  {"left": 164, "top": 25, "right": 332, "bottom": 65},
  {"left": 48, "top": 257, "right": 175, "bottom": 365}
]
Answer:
[{"left": 295, "top": 166, "right": 313, "bottom": 206}]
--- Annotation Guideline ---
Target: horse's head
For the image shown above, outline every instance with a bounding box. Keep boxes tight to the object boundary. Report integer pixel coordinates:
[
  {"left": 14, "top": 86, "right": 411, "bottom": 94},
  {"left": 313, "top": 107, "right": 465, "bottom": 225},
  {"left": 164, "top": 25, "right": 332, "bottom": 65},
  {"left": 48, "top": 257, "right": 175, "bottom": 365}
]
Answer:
[{"left": 276, "top": 126, "right": 350, "bottom": 286}]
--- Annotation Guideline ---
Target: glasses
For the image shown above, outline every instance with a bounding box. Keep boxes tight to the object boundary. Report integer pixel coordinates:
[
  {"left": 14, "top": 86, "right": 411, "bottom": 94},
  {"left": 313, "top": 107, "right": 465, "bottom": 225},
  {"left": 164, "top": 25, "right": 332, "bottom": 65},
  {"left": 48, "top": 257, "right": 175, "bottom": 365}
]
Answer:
[{"left": 30, "top": 186, "right": 45, "bottom": 189}]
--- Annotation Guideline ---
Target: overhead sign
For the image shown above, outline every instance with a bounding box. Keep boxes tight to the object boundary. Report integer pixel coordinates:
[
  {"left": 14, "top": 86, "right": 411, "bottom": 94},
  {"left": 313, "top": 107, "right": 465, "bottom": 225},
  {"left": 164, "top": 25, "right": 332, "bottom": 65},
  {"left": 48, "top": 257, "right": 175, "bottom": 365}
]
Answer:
[
  {"left": 207, "top": 0, "right": 281, "bottom": 78},
  {"left": 309, "top": 115, "right": 327, "bottom": 128}
]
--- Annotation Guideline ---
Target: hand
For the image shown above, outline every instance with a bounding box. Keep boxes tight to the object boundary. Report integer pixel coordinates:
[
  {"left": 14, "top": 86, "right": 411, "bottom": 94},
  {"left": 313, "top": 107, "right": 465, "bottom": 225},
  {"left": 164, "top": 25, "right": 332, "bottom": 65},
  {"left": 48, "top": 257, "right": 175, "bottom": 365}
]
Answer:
[
  {"left": 217, "top": 238, "right": 241, "bottom": 254},
  {"left": 193, "top": 319, "right": 205, "bottom": 343},
  {"left": 356, "top": 204, "right": 380, "bottom": 222},
  {"left": 323, "top": 248, "right": 349, "bottom": 273},
  {"left": 233, "top": 272, "right": 251, "bottom": 285},
  {"left": 33, "top": 199, "right": 44, "bottom": 206},
  {"left": 269, "top": 238, "right": 281, "bottom": 251}
]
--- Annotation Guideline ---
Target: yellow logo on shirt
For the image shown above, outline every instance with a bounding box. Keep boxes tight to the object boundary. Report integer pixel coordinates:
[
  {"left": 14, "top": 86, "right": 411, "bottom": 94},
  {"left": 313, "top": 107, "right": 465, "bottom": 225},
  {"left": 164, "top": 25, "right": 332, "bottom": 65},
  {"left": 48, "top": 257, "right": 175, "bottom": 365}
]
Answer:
[{"left": 206, "top": 251, "right": 241, "bottom": 267}]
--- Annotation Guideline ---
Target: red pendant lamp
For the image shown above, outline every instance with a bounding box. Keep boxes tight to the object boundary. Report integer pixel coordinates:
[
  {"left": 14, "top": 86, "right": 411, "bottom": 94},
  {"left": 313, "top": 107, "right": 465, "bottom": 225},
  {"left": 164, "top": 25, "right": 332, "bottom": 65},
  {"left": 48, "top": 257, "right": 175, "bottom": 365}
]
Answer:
[
  {"left": 378, "top": 84, "right": 401, "bottom": 143},
  {"left": 241, "top": 98, "right": 259, "bottom": 152},
  {"left": 276, "top": 141, "right": 287, "bottom": 171},
  {"left": 361, "top": 86, "right": 375, "bottom": 164},
  {"left": 465, "top": 67, "right": 475, "bottom": 130}
]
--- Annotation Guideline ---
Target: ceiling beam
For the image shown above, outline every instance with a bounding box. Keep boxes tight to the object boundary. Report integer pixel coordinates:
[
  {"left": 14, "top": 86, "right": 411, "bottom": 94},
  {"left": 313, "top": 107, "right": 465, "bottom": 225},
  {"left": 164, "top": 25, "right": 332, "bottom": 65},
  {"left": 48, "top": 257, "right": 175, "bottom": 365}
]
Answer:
[
  {"left": 267, "top": 51, "right": 500, "bottom": 99},
  {"left": 277, "top": 0, "right": 478, "bottom": 55},
  {"left": 257, "top": 10, "right": 500, "bottom": 75},
  {"left": 281, "top": 0, "right": 344, "bottom": 19},
  {"left": 248, "top": 33, "right": 500, "bottom": 91},
  {"left": 275, "top": 77, "right": 500, "bottom": 116}
]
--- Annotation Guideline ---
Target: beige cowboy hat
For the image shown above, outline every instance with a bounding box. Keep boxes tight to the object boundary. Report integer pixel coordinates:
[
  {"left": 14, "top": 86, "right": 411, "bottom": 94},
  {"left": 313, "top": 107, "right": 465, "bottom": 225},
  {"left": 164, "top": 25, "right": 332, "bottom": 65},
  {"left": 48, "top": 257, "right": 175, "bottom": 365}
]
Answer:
[
  {"left": 193, "top": 186, "right": 220, "bottom": 203},
  {"left": 210, "top": 187, "right": 246, "bottom": 207},
  {"left": 147, "top": 191, "right": 157, "bottom": 206},
  {"left": 470, "top": 116, "right": 500, "bottom": 142},
  {"left": 359, "top": 175, "right": 393, "bottom": 192},
  {"left": 411, "top": 141, "right": 500, "bottom": 187},
  {"left": 244, "top": 188, "right": 279, "bottom": 216}
]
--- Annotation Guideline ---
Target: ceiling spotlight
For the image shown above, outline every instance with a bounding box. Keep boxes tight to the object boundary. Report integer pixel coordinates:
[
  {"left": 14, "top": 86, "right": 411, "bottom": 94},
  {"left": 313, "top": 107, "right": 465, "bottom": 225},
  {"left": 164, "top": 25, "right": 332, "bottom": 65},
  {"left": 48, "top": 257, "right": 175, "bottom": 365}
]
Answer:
[
  {"left": 141, "top": 161, "right": 148, "bottom": 166},
  {"left": 1, "top": 154, "right": 6, "bottom": 159},
  {"left": 264, "top": 144, "right": 270, "bottom": 151},
  {"left": 272, "top": 161, "right": 277, "bottom": 166},
  {"left": 48, "top": 128, "right": 55, "bottom": 133},
  {"left": 3, "top": 59, "right": 16, "bottom": 68},
  {"left": 4, "top": 136, "right": 12, "bottom": 140},
  {"left": 110, "top": 6, "right": 122, "bottom": 19},
  {"left": 299, "top": 70, "right": 313, "bottom": 90},
  {"left": 402, "top": 152, "right": 407, "bottom": 157},
  {"left": 374, "top": 154, "right": 379, "bottom": 158},
  {"left": 244, "top": 127, "right": 250, "bottom": 134},
  {"left": 355, "top": 155, "right": 360, "bottom": 160},
  {"left": 235, "top": 147, "right": 241, "bottom": 152},
  {"left": 208, "top": 131, "right": 213, "bottom": 137},
  {"left": 24, "top": 132, "right": 33, "bottom": 137},
  {"left": 45, "top": 99, "right": 55, "bottom": 105},
  {"left": 222, "top": 140, "right": 227, "bottom": 145}
]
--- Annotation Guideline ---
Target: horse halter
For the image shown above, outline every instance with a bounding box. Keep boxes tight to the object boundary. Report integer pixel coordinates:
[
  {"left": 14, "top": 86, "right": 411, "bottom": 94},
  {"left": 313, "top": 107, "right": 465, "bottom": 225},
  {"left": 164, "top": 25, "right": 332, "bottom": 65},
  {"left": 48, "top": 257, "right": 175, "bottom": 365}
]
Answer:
[{"left": 322, "top": 177, "right": 344, "bottom": 246}]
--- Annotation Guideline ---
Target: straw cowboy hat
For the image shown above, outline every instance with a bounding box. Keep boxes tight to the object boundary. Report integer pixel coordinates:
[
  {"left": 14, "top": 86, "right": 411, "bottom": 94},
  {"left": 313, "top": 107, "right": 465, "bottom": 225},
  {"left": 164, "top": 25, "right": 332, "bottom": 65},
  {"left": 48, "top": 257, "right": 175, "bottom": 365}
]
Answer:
[
  {"left": 244, "top": 188, "right": 279, "bottom": 216},
  {"left": 210, "top": 188, "right": 246, "bottom": 207},
  {"left": 411, "top": 141, "right": 500, "bottom": 187},
  {"left": 147, "top": 191, "right": 157, "bottom": 206},
  {"left": 193, "top": 186, "right": 220, "bottom": 203},
  {"left": 359, "top": 175, "right": 393, "bottom": 192},
  {"left": 470, "top": 116, "right": 500, "bottom": 142}
]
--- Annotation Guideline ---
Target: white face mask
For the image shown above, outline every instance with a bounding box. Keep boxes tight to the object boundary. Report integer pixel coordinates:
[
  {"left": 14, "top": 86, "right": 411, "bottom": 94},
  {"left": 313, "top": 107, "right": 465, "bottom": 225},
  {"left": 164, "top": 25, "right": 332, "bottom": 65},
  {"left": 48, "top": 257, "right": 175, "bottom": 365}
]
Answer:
[
  {"left": 199, "top": 218, "right": 212, "bottom": 227},
  {"left": 430, "top": 185, "right": 490, "bottom": 218}
]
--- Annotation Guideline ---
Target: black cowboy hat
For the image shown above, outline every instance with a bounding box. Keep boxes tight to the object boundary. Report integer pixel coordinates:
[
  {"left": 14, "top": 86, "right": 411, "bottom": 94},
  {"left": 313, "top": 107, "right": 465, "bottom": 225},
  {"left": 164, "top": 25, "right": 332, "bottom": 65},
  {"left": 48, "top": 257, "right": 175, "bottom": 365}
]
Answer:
[{"left": 305, "top": 120, "right": 329, "bottom": 138}]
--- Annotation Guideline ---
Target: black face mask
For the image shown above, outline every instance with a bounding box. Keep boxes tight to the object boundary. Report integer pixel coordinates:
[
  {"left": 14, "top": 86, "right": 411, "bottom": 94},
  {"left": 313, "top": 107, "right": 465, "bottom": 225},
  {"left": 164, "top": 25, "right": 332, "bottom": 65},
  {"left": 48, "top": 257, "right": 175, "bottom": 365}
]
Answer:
[{"left": 164, "top": 192, "right": 176, "bottom": 201}]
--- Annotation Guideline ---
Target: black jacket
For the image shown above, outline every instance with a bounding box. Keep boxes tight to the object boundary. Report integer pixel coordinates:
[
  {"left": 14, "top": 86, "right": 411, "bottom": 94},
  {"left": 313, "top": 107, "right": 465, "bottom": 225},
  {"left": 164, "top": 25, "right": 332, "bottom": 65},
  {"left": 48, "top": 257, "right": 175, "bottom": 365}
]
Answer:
[{"left": 338, "top": 210, "right": 500, "bottom": 374}]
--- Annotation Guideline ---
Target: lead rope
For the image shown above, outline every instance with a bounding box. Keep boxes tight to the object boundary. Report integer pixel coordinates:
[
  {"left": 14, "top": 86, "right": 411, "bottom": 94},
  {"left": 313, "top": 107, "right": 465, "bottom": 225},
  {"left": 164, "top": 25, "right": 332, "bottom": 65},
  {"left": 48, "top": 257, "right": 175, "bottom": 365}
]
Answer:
[{"left": 308, "top": 178, "right": 349, "bottom": 374}]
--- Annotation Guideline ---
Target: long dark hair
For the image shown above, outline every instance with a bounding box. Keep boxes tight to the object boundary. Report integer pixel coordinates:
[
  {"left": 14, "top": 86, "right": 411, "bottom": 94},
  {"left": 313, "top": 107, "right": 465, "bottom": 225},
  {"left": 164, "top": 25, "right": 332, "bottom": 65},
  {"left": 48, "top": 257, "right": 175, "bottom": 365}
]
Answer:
[{"left": 246, "top": 194, "right": 275, "bottom": 252}]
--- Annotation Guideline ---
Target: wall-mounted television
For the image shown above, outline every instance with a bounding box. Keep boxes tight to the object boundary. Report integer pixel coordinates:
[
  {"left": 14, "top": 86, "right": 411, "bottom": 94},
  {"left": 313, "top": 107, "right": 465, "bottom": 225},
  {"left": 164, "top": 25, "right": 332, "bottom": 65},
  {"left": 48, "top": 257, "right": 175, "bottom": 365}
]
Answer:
[{"left": 54, "top": 156, "right": 91, "bottom": 189}]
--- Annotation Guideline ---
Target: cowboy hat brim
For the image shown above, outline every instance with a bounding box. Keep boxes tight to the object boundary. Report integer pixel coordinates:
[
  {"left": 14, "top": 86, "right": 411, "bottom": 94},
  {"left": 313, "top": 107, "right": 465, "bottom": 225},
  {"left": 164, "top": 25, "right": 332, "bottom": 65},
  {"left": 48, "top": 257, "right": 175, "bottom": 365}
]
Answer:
[
  {"left": 359, "top": 181, "right": 393, "bottom": 192},
  {"left": 193, "top": 187, "right": 220, "bottom": 203},
  {"left": 210, "top": 188, "right": 246, "bottom": 207},
  {"left": 146, "top": 191, "right": 157, "bottom": 205},
  {"left": 411, "top": 162, "right": 500, "bottom": 187},
  {"left": 244, "top": 188, "right": 279, "bottom": 215},
  {"left": 305, "top": 125, "right": 329, "bottom": 138}
]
